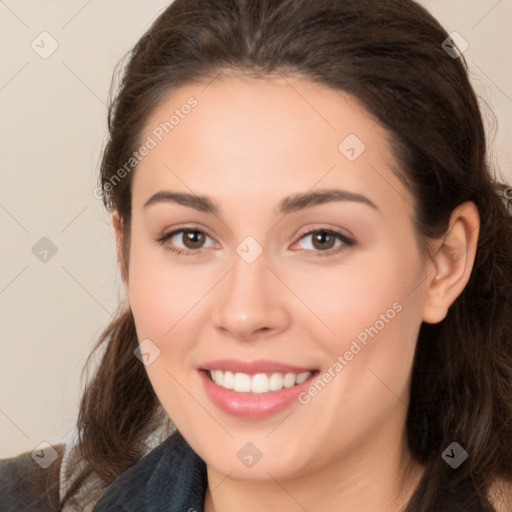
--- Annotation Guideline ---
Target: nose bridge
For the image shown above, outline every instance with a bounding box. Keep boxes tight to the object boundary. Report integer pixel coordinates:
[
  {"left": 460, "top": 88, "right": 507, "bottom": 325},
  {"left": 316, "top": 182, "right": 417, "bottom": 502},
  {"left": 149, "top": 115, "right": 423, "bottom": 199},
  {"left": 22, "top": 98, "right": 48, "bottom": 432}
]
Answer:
[{"left": 212, "top": 240, "right": 288, "bottom": 339}]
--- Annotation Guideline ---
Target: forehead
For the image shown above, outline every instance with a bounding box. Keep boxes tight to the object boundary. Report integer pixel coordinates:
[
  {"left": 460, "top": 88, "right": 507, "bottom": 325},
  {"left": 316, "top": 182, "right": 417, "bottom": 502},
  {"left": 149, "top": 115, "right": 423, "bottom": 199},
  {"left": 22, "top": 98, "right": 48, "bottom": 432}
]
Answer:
[
  {"left": 141, "top": 73, "right": 380, "bottom": 158},
  {"left": 132, "top": 74, "right": 412, "bottom": 219}
]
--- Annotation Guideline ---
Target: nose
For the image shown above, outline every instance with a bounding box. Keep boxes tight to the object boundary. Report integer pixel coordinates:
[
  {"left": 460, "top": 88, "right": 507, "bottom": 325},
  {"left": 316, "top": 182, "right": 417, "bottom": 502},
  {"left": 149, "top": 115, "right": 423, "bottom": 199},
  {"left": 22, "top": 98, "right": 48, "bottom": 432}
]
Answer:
[{"left": 211, "top": 250, "right": 290, "bottom": 342}]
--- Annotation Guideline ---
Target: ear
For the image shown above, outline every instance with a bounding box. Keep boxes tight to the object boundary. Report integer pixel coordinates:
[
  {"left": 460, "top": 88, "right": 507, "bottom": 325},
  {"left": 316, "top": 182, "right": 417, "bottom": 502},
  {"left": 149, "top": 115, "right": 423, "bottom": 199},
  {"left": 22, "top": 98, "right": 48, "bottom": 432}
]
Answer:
[
  {"left": 112, "top": 210, "right": 129, "bottom": 291},
  {"left": 422, "top": 201, "right": 480, "bottom": 324}
]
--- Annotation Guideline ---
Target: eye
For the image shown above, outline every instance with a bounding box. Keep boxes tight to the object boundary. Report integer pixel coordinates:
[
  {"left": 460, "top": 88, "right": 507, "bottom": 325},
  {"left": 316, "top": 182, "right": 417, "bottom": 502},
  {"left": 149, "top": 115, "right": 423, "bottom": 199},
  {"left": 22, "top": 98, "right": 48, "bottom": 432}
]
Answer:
[
  {"left": 291, "top": 228, "right": 355, "bottom": 256},
  {"left": 156, "top": 226, "right": 355, "bottom": 257},
  {"left": 156, "top": 228, "right": 216, "bottom": 256}
]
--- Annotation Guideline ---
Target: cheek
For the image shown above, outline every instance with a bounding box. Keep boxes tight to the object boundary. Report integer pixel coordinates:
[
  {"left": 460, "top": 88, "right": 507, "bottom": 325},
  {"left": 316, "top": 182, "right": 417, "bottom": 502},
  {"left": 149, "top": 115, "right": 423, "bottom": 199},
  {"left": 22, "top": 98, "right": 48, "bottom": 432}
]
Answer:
[
  {"left": 125, "top": 238, "right": 208, "bottom": 423},
  {"left": 127, "top": 228, "right": 212, "bottom": 339},
  {"left": 290, "top": 241, "right": 424, "bottom": 407},
  {"left": 126, "top": 229, "right": 224, "bottom": 400},
  {"left": 286, "top": 243, "right": 422, "bottom": 350}
]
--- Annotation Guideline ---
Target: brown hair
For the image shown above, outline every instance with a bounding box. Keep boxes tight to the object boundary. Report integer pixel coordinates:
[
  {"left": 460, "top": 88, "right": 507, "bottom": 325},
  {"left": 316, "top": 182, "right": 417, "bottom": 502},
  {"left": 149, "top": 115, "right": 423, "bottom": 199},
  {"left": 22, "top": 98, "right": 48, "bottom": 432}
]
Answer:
[{"left": 61, "top": 0, "right": 512, "bottom": 510}]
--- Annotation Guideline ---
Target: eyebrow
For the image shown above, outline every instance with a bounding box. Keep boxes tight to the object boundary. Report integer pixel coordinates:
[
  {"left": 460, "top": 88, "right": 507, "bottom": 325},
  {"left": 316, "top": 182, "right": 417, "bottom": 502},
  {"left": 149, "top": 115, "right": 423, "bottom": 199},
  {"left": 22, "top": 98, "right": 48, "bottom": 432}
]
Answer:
[{"left": 143, "top": 188, "right": 380, "bottom": 215}]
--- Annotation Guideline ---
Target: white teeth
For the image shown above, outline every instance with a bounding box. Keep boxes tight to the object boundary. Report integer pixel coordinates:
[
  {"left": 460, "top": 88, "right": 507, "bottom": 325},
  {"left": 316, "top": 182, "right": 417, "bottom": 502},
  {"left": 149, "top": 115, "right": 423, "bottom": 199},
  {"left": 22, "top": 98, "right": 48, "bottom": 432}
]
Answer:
[
  {"left": 269, "top": 372, "right": 284, "bottom": 391},
  {"left": 296, "top": 371, "right": 310, "bottom": 384},
  {"left": 223, "top": 371, "right": 234, "bottom": 389},
  {"left": 213, "top": 370, "right": 223, "bottom": 386},
  {"left": 233, "top": 372, "right": 251, "bottom": 392},
  {"left": 251, "top": 373, "right": 268, "bottom": 393},
  {"left": 208, "top": 370, "right": 312, "bottom": 393},
  {"left": 283, "top": 373, "right": 296, "bottom": 388}
]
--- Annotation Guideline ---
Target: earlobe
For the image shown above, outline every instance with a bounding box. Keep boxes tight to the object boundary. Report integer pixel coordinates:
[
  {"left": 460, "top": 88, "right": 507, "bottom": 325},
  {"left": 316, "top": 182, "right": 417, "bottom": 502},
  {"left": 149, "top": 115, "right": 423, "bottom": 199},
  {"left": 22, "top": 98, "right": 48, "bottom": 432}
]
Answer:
[{"left": 422, "top": 201, "right": 480, "bottom": 324}]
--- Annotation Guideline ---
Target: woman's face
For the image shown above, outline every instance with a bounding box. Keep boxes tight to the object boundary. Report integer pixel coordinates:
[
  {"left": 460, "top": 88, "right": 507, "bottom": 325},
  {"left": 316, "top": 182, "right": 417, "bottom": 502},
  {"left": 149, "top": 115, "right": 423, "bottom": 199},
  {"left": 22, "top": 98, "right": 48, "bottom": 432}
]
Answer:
[{"left": 121, "top": 74, "right": 433, "bottom": 481}]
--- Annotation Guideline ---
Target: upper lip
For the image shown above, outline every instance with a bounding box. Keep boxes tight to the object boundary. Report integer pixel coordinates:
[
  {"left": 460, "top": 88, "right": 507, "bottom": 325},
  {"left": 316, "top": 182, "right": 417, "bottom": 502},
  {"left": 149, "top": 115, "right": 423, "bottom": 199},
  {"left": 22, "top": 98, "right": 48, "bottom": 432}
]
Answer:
[{"left": 200, "top": 359, "right": 317, "bottom": 375}]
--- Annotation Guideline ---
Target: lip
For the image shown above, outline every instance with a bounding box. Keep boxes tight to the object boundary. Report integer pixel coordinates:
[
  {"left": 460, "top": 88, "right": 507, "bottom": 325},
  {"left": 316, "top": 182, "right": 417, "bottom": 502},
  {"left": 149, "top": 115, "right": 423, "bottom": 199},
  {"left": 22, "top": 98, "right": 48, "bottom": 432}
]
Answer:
[
  {"left": 200, "top": 358, "right": 316, "bottom": 375},
  {"left": 198, "top": 360, "right": 318, "bottom": 419}
]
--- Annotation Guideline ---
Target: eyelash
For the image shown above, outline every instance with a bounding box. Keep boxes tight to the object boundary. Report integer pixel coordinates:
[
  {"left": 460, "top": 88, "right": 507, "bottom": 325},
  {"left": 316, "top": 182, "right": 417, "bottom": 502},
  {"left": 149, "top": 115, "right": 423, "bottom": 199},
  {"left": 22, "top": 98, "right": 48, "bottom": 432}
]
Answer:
[{"left": 156, "top": 226, "right": 355, "bottom": 258}]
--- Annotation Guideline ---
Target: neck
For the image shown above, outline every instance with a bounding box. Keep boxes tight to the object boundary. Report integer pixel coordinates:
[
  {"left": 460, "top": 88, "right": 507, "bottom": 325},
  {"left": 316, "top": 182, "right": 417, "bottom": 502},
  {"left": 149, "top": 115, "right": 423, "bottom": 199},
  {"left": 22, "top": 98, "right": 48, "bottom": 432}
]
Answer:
[{"left": 203, "top": 422, "right": 424, "bottom": 512}]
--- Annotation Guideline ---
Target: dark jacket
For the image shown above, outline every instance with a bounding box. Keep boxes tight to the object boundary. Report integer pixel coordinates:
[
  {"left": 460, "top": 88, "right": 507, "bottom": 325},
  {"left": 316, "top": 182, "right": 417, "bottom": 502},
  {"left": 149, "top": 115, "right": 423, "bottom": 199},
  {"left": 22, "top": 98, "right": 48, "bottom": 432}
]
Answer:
[
  {"left": 0, "top": 433, "right": 207, "bottom": 512},
  {"left": 0, "top": 432, "right": 492, "bottom": 511},
  {"left": 92, "top": 432, "right": 207, "bottom": 511},
  {"left": 0, "top": 443, "right": 65, "bottom": 511}
]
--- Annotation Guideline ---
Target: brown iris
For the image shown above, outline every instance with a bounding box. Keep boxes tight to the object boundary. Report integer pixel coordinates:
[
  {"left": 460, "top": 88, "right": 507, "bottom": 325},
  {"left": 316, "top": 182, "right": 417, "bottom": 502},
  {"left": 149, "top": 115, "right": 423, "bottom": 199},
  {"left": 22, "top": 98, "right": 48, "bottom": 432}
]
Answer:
[
  {"left": 311, "top": 230, "right": 337, "bottom": 251},
  {"left": 181, "top": 230, "right": 206, "bottom": 249}
]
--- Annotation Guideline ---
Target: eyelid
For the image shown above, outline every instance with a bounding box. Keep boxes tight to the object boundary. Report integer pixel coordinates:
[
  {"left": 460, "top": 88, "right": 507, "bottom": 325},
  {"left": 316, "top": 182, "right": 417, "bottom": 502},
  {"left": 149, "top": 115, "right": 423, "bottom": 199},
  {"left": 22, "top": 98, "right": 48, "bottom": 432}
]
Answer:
[
  {"left": 157, "top": 224, "right": 218, "bottom": 249},
  {"left": 157, "top": 223, "right": 355, "bottom": 256},
  {"left": 290, "top": 225, "right": 355, "bottom": 256},
  {"left": 293, "top": 224, "right": 355, "bottom": 245}
]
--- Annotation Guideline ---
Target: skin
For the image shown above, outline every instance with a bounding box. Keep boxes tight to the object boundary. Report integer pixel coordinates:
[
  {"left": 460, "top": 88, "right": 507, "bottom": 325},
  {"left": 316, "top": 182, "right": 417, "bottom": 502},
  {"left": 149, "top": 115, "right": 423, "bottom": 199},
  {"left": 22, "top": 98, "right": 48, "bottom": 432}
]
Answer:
[{"left": 113, "top": 73, "right": 480, "bottom": 512}]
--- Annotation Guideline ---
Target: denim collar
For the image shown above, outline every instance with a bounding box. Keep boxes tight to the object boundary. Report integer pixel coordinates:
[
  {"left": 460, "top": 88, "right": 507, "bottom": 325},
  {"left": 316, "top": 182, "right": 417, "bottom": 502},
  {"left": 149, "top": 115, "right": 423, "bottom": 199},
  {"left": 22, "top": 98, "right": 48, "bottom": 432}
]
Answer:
[
  {"left": 92, "top": 431, "right": 487, "bottom": 512},
  {"left": 93, "top": 431, "right": 207, "bottom": 512}
]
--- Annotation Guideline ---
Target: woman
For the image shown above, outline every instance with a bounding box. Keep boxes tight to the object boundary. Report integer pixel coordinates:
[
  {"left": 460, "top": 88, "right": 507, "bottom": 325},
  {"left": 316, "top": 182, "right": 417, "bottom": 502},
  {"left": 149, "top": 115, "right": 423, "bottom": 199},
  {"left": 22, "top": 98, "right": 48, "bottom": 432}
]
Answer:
[{"left": 2, "top": 0, "right": 511, "bottom": 510}]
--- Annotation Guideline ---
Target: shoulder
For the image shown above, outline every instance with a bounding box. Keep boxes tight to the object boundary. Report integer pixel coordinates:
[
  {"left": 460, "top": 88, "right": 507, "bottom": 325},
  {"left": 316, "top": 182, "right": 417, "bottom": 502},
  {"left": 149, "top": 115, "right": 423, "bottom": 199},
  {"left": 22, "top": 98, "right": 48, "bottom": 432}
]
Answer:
[{"left": 0, "top": 443, "right": 65, "bottom": 511}]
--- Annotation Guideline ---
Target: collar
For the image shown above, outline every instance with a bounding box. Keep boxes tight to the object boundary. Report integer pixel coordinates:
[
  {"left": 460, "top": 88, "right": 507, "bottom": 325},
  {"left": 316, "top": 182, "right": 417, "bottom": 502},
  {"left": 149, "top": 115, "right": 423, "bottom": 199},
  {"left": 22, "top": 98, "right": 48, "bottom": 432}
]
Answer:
[{"left": 93, "top": 431, "right": 207, "bottom": 512}]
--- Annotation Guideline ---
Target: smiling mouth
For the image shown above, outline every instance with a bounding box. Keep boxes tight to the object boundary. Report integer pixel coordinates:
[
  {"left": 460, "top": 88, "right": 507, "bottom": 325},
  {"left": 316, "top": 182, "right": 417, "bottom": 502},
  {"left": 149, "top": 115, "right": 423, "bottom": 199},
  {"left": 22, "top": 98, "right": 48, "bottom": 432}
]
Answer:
[{"left": 203, "top": 369, "right": 318, "bottom": 394}]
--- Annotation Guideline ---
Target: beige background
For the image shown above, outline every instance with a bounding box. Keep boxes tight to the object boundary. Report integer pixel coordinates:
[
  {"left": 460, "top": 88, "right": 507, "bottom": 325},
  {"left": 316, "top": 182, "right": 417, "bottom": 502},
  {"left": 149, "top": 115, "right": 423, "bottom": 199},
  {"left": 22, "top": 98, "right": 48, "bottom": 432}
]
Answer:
[{"left": 1, "top": 0, "right": 511, "bottom": 458}]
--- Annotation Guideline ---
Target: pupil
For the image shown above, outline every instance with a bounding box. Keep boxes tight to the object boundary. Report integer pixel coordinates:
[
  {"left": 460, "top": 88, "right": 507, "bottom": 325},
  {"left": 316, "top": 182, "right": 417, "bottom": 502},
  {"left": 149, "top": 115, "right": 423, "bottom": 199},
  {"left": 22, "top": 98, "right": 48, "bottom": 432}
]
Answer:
[
  {"left": 181, "top": 230, "right": 335, "bottom": 251},
  {"left": 185, "top": 230, "right": 205, "bottom": 248},
  {"left": 313, "top": 231, "right": 334, "bottom": 250}
]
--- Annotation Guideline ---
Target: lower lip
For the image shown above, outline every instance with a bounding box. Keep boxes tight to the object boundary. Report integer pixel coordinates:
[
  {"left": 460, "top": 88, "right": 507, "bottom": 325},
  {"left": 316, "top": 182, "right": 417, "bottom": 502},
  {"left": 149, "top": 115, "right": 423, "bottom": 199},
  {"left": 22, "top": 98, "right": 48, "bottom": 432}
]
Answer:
[{"left": 199, "top": 370, "right": 317, "bottom": 419}]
